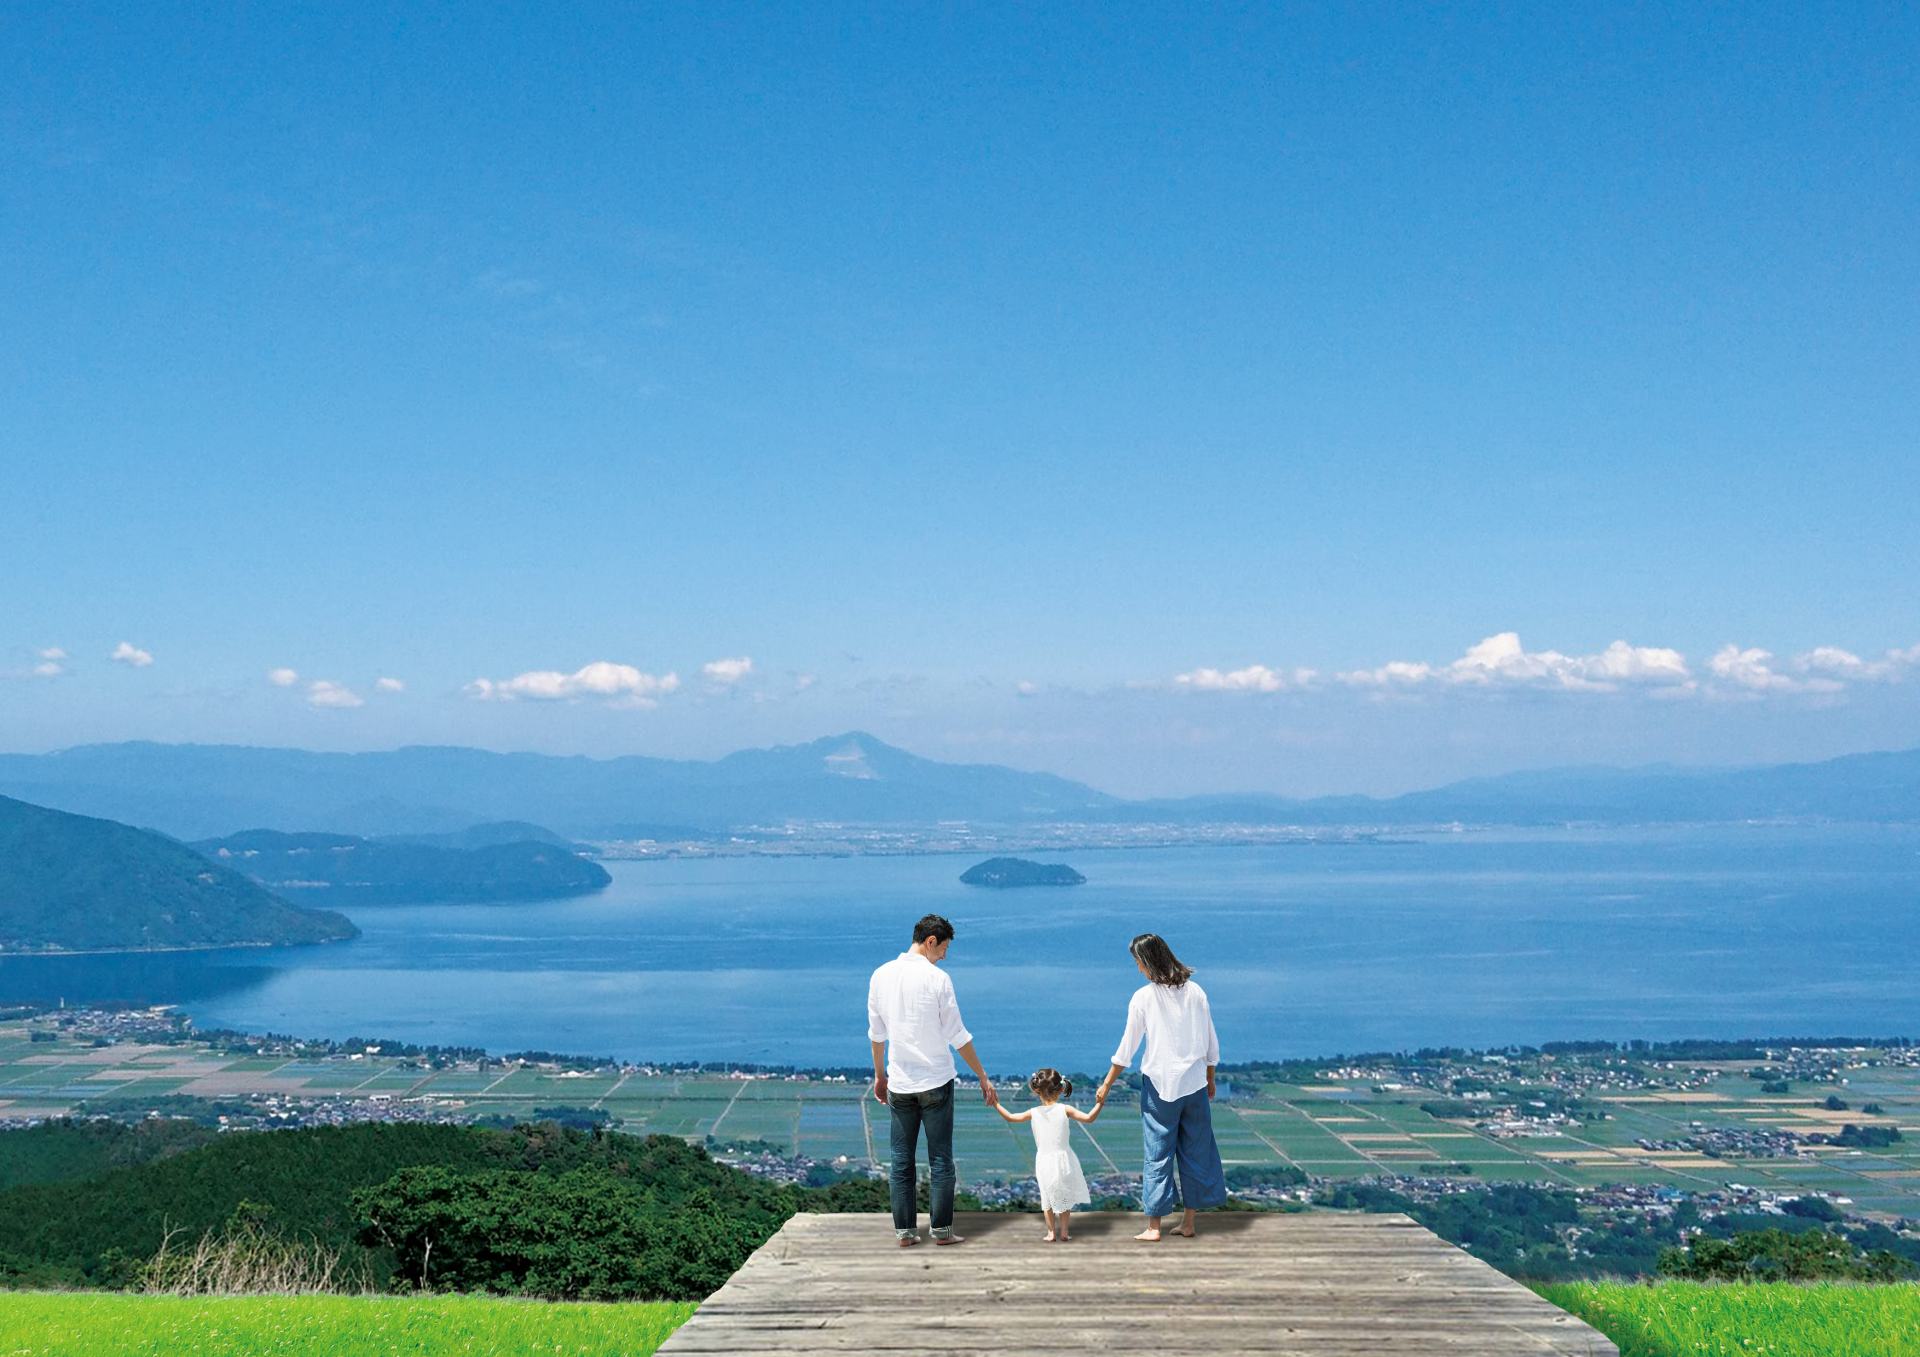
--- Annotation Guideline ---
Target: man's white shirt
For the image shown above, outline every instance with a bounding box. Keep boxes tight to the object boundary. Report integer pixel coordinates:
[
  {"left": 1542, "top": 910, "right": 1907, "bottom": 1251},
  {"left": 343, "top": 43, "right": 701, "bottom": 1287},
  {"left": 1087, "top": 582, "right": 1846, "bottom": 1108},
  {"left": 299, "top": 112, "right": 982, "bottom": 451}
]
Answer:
[
  {"left": 1111, "top": 979, "right": 1220, "bottom": 1101},
  {"left": 867, "top": 951, "right": 973, "bottom": 1095}
]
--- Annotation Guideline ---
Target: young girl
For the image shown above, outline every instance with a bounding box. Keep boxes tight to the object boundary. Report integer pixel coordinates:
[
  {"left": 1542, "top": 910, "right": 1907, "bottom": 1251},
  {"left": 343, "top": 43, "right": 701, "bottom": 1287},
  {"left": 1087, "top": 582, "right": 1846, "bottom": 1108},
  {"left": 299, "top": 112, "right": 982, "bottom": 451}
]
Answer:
[{"left": 993, "top": 1067, "right": 1105, "bottom": 1241}]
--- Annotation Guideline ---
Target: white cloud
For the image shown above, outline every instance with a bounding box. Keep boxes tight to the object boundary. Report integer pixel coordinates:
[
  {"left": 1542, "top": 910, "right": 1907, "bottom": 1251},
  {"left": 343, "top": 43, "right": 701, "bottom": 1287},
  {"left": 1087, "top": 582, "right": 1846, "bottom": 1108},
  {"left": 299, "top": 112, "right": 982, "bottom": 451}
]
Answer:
[
  {"left": 1578, "top": 640, "right": 1692, "bottom": 684},
  {"left": 1707, "top": 645, "right": 1844, "bottom": 695},
  {"left": 701, "top": 656, "right": 754, "bottom": 686},
  {"left": 110, "top": 641, "right": 153, "bottom": 667},
  {"left": 466, "top": 661, "right": 680, "bottom": 707},
  {"left": 1340, "top": 633, "right": 1692, "bottom": 692},
  {"left": 1166, "top": 634, "right": 1920, "bottom": 703},
  {"left": 38, "top": 647, "right": 66, "bottom": 661},
  {"left": 1789, "top": 644, "right": 1920, "bottom": 683},
  {"left": 1795, "top": 645, "right": 1866, "bottom": 675},
  {"left": 1015, "top": 679, "right": 1040, "bottom": 696},
  {"left": 267, "top": 667, "right": 300, "bottom": 687},
  {"left": 1339, "top": 659, "right": 1437, "bottom": 687},
  {"left": 31, "top": 646, "right": 66, "bottom": 678},
  {"left": 793, "top": 672, "right": 819, "bottom": 693},
  {"left": 306, "top": 679, "right": 364, "bottom": 709},
  {"left": 1176, "top": 664, "right": 1290, "bottom": 693},
  {"left": 375, "top": 676, "right": 405, "bottom": 693}
]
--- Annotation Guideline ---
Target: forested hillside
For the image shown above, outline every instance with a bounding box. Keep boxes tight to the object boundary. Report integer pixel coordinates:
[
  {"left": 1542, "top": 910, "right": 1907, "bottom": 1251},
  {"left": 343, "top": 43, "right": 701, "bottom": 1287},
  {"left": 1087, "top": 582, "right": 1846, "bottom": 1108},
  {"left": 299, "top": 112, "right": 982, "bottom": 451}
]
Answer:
[
  {"left": 0, "top": 1121, "right": 880, "bottom": 1298},
  {"left": 0, "top": 796, "right": 357, "bottom": 952}
]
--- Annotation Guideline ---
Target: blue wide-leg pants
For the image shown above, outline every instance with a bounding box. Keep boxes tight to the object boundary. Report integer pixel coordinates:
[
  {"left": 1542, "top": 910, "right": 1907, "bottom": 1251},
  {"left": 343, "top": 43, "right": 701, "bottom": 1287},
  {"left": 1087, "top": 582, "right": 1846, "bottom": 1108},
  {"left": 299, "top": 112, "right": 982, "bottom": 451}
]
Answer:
[{"left": 1140, "top": 1075, "right": 1227, "bottom": 1216}]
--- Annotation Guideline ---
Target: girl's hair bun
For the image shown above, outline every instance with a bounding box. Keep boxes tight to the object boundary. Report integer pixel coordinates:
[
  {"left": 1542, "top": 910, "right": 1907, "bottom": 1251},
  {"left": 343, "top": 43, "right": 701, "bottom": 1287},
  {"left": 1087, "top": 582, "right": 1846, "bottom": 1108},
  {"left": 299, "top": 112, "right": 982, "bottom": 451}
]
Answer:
[{"left": 1028, "top": 1067, "right": 1072, "bottom": 1099}]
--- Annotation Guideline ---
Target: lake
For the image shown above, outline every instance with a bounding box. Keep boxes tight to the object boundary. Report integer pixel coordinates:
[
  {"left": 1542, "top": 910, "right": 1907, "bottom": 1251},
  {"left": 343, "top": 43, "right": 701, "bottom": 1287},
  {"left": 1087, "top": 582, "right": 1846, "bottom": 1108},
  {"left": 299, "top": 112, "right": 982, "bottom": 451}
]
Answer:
[{"left": 4, "top": 825, "right": 1917, "bottom": 1068}]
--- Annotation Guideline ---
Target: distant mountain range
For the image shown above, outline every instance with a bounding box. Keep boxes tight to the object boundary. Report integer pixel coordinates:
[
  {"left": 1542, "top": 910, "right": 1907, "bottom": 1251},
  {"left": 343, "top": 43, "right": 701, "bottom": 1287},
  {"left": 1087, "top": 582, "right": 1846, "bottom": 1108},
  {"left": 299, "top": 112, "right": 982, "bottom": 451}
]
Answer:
[
  {"left": 0, "top": 795, "right": 356, "bottom": 953},
  {"left": 0, "top": 734, "right": 1113, "bottom": 839},
  {"left": 1, "top": 734, "right": 1918, "bottom": 839},
  {"left": 195, "top": 829, "right": 612, "bottom": 905}
]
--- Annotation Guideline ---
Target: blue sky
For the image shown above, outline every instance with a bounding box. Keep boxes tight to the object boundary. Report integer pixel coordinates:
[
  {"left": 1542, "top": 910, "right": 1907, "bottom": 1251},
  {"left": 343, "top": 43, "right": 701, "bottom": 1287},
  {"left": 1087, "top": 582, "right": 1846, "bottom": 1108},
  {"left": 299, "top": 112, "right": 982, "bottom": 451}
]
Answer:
[{"left": 3, "top": 5, "right": 1916, "bottom": 796}]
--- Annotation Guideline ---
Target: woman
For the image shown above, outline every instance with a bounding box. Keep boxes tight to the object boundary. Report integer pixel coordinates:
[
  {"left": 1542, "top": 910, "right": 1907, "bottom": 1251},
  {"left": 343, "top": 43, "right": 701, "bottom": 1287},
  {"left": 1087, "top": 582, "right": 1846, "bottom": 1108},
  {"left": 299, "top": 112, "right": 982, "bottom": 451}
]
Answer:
[{"left": 1095, "top": 932, "right": 1226, "bottom": 1240}]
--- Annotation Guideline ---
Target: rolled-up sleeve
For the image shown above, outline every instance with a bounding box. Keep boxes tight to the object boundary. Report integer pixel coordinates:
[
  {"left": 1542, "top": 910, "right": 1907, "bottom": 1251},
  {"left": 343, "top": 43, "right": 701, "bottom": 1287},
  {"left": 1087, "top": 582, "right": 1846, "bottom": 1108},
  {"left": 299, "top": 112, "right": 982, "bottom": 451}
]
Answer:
[
  {"left": 938, "top": 977, "right": 973, "bottom": 1049},
  {"left": 1111, "top": 993, "right": 1146, "bottom": 1068},
  {"left": 1204, "top": 1000, "right": 1220, "bottom": 1066},
  {"left": 866, "top": 973, "right": 888, "bottom": 1043}
]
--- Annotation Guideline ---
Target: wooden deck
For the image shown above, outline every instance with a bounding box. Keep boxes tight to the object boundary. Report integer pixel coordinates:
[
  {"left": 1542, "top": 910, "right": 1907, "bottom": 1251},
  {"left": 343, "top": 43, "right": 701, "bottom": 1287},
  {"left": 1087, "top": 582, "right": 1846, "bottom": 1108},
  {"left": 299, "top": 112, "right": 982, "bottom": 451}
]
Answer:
[{"left": 658, "top": 1211, "right": 1618, "bottom": 1355}]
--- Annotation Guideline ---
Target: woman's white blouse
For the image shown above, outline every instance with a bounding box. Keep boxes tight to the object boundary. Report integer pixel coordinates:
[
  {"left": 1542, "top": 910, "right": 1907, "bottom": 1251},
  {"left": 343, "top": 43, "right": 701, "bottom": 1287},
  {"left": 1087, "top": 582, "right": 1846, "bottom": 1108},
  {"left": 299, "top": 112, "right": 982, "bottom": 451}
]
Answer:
[{"left": 1110, "top": 980, "right": 1220, "bottom": 1101}]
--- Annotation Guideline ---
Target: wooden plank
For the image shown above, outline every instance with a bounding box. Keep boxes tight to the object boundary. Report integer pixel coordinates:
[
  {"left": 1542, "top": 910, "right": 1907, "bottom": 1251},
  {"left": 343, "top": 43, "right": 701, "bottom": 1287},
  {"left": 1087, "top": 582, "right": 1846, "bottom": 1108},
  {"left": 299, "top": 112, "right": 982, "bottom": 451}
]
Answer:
[{"left": 657, "top": 1213, "right": 1617, "bottom": 1356}]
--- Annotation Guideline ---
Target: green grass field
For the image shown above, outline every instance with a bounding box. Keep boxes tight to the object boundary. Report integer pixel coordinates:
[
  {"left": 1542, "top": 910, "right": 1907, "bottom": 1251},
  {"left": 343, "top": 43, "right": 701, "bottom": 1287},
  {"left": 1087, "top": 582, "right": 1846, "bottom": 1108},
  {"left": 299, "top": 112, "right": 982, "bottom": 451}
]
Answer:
[
  {"left": 0, "top": 1291, "right": 695, "bottom": 1357},
  {"left": 1539, "top": 1281, "right": 1920, "bottom": 1357}
]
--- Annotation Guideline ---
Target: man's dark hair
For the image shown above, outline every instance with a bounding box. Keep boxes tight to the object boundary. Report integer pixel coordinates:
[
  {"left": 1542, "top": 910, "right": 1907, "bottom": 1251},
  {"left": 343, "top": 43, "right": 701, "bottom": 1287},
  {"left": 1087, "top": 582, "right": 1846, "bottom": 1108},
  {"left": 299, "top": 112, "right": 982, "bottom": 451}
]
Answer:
[
  {"left": 1130, "top": 932, "right": 1193, "bottom": 986},
  {"left": 913, "top": 914, "right": 955, "bottom": 944}
]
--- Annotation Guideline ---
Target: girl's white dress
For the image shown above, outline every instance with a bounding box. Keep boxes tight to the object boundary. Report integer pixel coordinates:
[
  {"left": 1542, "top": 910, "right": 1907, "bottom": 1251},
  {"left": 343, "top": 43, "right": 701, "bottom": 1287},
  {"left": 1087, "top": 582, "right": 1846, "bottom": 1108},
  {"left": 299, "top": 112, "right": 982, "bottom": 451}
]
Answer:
[{"left": 1029, "top": 1103, "right": 1091, "bottom": 1212}]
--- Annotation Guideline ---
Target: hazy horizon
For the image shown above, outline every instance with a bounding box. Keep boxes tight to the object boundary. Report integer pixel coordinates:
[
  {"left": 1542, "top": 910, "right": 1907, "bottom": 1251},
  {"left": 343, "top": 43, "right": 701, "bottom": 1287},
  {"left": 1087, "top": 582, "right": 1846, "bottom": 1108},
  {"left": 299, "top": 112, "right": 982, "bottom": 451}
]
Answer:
[{"left": 4, "top": 724, "right": 1916, "bottom": 807}]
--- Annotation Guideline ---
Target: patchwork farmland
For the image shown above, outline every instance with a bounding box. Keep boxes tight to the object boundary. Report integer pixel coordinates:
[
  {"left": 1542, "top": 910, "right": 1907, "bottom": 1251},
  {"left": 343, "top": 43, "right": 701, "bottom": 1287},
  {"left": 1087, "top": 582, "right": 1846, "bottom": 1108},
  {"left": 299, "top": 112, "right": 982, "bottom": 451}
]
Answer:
[{"left": 4, "top": 1019, "right": 1918, "bottom": 1214}]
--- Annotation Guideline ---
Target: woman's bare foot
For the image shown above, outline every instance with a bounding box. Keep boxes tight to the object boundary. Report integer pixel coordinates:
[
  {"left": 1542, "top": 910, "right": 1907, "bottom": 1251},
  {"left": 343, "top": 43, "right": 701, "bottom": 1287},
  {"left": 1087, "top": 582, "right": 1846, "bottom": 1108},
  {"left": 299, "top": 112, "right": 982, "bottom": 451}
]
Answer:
[
  {"left": 1133, "top": 1227, "right": 1162, "bottom": 1241},
  {"left": 1176, "top": 1209, "right": 1198, "bottom": 1237}
]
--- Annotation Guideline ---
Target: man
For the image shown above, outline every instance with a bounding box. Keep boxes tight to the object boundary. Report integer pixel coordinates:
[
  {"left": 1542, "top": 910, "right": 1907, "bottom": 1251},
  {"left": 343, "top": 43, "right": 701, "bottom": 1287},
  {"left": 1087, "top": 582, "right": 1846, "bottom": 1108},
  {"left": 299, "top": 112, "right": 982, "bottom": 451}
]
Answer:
[{"left": 868, "top": 913, "right": 998, "bottom": 1246}]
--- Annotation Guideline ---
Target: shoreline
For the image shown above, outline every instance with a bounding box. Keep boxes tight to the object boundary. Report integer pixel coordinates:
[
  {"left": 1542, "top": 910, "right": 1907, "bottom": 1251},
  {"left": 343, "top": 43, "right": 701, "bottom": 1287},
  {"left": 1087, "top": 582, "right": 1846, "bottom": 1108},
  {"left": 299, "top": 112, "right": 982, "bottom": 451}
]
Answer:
[
  {"left": 0, "top": 935, "right": 354, "bottom": 960},
  {"left": 6, "top": 1005, "right": 1914, "bottom": 1082}
]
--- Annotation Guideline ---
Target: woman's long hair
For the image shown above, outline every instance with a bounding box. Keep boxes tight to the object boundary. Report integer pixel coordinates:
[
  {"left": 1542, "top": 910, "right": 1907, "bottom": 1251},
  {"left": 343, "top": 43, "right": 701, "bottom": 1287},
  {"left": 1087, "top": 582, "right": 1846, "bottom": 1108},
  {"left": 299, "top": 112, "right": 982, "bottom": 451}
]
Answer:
[{"left": 1130, "top": 932, "right": 1193, "bottom": 987}]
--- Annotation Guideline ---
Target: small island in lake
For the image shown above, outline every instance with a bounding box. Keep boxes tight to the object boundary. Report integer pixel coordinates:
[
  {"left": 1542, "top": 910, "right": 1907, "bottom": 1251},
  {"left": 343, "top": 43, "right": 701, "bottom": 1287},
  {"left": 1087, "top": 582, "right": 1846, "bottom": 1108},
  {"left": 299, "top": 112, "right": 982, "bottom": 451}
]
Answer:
[{"left": 959, "top": 857, "right": 1086, "bottom": 888}]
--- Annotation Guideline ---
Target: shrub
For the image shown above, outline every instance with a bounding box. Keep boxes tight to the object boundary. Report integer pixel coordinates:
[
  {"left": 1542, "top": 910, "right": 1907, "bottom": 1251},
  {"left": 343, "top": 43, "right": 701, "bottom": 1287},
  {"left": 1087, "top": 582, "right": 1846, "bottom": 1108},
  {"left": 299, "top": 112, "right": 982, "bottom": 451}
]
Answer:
[
  {"left": 351, "top": 1166, "right": 766, "bottom": 1300},
  {"left": 1657, "top": 1228, "right": 1915, "bottom": 1283}
]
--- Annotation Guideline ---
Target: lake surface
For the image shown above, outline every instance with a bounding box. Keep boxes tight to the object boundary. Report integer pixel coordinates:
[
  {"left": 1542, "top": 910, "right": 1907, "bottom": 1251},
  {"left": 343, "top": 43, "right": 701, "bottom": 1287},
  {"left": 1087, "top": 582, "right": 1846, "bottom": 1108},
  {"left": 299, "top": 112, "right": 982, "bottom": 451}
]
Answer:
[{"left": 5, "top": 825, "right": 1918, "bottom": 1067}]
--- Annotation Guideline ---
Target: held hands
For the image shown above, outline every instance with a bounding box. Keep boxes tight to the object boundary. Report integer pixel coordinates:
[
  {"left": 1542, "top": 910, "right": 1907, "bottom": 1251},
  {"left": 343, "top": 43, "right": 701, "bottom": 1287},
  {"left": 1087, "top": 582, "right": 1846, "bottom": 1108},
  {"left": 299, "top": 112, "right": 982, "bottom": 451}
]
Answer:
[{"left": 980, "top": 1079, "right": 1000, "bottom": 1108}]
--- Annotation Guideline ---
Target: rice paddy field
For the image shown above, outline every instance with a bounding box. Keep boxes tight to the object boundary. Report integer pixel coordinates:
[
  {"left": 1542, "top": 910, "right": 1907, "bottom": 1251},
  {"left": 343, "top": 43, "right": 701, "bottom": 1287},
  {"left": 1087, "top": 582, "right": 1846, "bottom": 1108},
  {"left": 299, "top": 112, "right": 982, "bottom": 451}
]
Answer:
[
  {"left": 1537, "top": 1281, "right": 1920, "bottom": 1357},
  {"left": 0, "top": 1292, "right": 695, "bottom": 1357},
  {"left": 6, "top": 1022, "right": 1920, "bottom": 1210}
]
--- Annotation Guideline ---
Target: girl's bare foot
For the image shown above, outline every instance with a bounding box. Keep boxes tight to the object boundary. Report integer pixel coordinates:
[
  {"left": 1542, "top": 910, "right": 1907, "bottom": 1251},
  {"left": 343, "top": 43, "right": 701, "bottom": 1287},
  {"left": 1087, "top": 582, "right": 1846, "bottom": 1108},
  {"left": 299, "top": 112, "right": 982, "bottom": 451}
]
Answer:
[
  {"left": 1133, "top": 1227, "right": 1162, "bottom": 1241},
  {"left": 1042, "top": 1229, "right": 1056, "bottom": 1242}
]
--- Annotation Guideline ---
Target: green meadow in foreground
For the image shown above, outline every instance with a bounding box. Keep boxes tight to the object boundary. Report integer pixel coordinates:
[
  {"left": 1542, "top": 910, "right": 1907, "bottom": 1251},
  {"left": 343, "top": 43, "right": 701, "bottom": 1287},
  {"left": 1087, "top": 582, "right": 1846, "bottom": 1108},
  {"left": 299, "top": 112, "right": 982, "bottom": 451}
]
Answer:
[
  {"left": 1539, "top": 1280, "right": 1920, "bottom": 1357},
  {"left": 0, "top": 1291, "right": 695, "bottom": 1357}
]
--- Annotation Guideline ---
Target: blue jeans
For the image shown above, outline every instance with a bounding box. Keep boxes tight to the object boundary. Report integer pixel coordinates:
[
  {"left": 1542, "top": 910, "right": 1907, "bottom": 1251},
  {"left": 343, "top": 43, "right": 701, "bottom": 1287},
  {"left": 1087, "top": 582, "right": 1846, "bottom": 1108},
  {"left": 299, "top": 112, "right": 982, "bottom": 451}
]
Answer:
[
  {"left": 1141, "top": 1076, "right": 1226, "bottom": 1216},
  {"left": 888, "top": 1079, "right": 956, "bottom": 1238}
]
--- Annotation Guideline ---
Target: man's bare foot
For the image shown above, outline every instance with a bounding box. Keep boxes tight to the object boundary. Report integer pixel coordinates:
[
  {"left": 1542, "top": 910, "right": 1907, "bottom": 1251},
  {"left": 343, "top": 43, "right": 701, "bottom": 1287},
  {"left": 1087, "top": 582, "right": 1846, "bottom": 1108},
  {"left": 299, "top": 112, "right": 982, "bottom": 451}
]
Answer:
[
  {"left": 1133, "top": 1227, "right": 1162, "bottom": 1241},
  {"left": 1042, "top": 1229, "right": 1056, "bottom": 1242},
  {"left": 933, "top": 1234, "right": 966, "bottom": 1246},
  {"left": 898, "top": 1235, "right": 921, "bottom": 1248}
]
